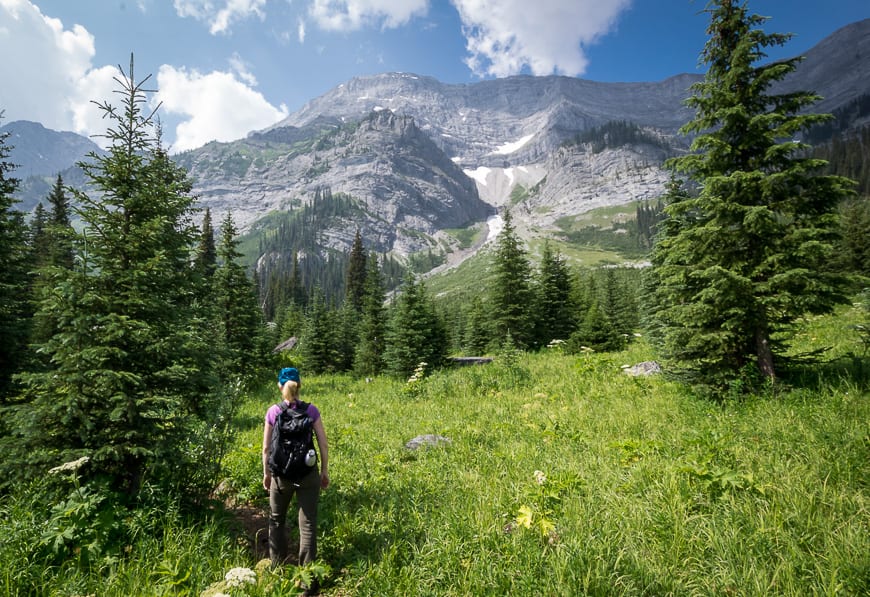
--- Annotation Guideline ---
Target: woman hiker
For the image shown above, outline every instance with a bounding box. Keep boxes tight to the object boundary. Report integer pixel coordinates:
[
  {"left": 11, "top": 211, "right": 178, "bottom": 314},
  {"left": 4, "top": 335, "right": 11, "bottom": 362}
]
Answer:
[{"left": 262, "top": 367, "right": 330, "bottom": 587}]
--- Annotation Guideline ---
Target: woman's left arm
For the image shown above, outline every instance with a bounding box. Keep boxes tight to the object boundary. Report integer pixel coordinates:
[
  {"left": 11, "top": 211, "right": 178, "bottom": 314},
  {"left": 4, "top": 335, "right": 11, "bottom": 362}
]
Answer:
[{"left": 313, "top": 418, "right": 329, "bottom": 489}]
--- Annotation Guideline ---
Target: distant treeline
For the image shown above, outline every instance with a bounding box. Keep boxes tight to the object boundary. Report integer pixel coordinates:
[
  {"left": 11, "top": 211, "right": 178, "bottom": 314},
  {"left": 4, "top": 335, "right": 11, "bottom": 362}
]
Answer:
[
  {"left": 564, "top": 120, "right": 672, "bottom": 153},
  {"left": 254, "top": 186, "right": 404, "bottom": 319},
  {"left": 813, "top": 122, "right": 870, "bottom": 197}
]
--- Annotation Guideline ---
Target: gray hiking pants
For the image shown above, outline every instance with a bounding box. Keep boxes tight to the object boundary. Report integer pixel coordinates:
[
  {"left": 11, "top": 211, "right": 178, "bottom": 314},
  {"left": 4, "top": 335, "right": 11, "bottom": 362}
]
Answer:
[{"left": 268, "top": 467, "right": 320, "bottom": 566}]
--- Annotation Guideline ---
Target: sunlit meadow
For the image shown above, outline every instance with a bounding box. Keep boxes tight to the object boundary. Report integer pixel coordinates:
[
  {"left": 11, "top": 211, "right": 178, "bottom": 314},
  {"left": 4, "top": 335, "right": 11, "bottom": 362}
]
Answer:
[{"left": 1, "top": 305, "right": 867, "bottom": 595}]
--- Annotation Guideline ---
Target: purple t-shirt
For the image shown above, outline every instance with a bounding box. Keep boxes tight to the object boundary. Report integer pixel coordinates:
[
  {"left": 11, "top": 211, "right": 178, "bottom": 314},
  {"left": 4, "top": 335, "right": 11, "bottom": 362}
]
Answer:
[{"left": 266, "top": 401, "right": 320, "bottom": 427}]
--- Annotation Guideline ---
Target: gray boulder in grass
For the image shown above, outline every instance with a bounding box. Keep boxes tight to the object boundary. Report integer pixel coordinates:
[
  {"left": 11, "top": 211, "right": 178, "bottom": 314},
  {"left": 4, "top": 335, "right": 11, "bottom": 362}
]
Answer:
[{"left": 405, "top": 434, "right": 452, "bottom": 450}]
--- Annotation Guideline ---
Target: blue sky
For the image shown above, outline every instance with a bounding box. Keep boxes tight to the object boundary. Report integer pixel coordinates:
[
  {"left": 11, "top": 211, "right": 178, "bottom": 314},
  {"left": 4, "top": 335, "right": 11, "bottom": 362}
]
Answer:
[{"left": 0, "top": 0, "right": 866, "bottom": 153}]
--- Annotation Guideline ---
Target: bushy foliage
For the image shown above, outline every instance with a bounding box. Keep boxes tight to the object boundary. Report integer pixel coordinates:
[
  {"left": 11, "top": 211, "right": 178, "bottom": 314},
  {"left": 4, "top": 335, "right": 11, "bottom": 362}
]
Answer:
[
  {"left": 3, "top": 59, "right": 219, "bottom": 498},
  {"left": 0, "top": 114, "right": 31, "bottom": 398},
  {"left": 383, "top": 273, "right": 448, "bottom": 379},
  {"left": 489, "top": 210, "right": 535, "bottom": 348},
  {"left": 647, "top": 1, "right": 855, "bottom": 393}
]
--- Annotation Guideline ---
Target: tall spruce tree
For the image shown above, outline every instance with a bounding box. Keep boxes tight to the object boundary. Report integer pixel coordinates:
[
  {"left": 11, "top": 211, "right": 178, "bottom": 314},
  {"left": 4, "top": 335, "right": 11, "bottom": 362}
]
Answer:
[
  {"left": 383, "top": 273, "right": 447, "bottom": 379},
  {"left": 0, "top": 115, "right": 30, "bottom": 399},
  {"left": 489, "top": 209, "right": 534, "bottom": 348},
  {"left": 649, "top": 0, "right": 855, "bottom": 390},
  {"left": 299, "top": 287, "right": 338, "bottom": 374},
  {"left": 354, "top": 252, "right": 387, "bottom": 376},
  {"left": 29, "top": 203, "right": 49, "bottom": 263},
  {"left": 214, "top": 212, "right": 263, "bottom": 376},
  {"left": 7, "top": 60, "right": 215, "bottom": 494},
  {"left": 534, "top": 242, "right": 576, "bottom": 347},
  {"left": 194, "top": 207, "right": 217, "bottom": 279},
  {"left": 46, "top": 174, "right": 74, "bottom": 270},
  {"left": 345, "top": 229, "right": 367, "bottom": 312},
  {"left": 30, "top": 176, "right": 77, "bottom": 350},
  {"left": 463, "top": 295, "right": 491, "bottom": 355}
]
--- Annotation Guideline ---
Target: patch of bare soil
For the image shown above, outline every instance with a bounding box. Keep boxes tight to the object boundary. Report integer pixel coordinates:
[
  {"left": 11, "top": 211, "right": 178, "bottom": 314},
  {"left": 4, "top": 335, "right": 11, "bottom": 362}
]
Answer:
[{"left": 227, "top": 503, "right": 270, "bottom": 561}]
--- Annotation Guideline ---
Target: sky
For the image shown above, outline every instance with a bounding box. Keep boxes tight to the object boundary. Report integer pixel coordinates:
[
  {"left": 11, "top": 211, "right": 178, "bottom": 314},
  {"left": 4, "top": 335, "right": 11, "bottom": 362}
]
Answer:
[{"left": 0, "top": 0, "right": 866, "bottom": 153}]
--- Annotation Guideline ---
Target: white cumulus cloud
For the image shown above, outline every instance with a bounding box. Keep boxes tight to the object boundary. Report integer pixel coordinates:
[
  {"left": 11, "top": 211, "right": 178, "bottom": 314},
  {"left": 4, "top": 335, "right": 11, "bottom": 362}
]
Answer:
[
  {"left": 309, "top": 0, "right": 428, "bottom": 31},
  {"left": 156, "top": 65, "right": 289, "bottom": 152},
  {"left": 452, "top": 0, "right": 632, "bottom": 77},
  {"left": 0, "top": 0, "right": 105, "bottom": 136},
  {"left": 173, "top": 0, "right": 266, "bottom": 34}
]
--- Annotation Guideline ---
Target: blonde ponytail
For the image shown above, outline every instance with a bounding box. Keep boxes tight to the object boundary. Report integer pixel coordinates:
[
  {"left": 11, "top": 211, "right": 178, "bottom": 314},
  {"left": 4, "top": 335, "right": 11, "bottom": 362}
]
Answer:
[{"left": 281, "top": 380, "right": 300, "bottom": 402}]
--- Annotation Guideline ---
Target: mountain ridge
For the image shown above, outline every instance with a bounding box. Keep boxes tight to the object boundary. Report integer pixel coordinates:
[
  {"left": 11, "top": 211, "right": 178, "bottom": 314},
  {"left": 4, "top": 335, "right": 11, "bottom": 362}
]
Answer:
[{"left": 5, "top": 18, "right": 870, "bottom": 268}]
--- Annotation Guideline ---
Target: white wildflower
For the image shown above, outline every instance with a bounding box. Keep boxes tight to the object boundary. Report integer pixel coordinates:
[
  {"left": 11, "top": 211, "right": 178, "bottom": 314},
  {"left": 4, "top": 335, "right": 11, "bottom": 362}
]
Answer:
[
  {"left": 533, "top": 470, "right": 547, "bottom": 485},
  {"left": 225, "top": 567, "right": 256, "bottom": 588},
  {"left": 49, "top": 456, "right": 90, "bottom": 475}
]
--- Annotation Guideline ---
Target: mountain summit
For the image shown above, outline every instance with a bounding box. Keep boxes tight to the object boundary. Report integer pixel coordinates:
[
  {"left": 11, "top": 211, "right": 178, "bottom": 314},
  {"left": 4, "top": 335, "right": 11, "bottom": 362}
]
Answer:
[{"left": 7, "top": 19, "right": 870, "bottom": 265}]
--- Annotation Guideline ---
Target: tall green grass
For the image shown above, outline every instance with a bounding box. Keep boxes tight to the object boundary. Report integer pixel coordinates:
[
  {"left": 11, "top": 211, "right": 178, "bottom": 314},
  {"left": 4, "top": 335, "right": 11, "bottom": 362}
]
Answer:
[{"left": 2, "top": 306, "right": 868, "bottom": 595}]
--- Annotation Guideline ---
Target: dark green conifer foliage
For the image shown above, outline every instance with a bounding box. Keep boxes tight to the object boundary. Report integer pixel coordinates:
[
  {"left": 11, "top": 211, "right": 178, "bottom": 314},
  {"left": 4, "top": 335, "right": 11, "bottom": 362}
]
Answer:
[
  {"left": 600, "top": 268, "right": 637, "bottom": 338},
  {"left": 384, "top": 273, "right": 448, "bottom": 379},
  {"left": 649, "top": 0, "right": 855, "bottom": 390},
  {"left": 299, "top": 287, "right": 338, "bottom": 374},
  {"left": 834, "top": 197, "right": 870, "bottom": 276},
  {"left": 7, "top": 61, "right": 215, "bottom": 494},
  {"left": 334, "top": 300, "right": 359, "bottom": 372},
  {"left": 214, "top": 212, "right": 263, "bottom": 375},
  {"left": 29, "top": 202, "right": 49, "bottom": 266},
  {"left": 354, "top": 252, "right": 387, "bottom": 376},
  {"left": 567, "top": 302, "right": 623, "bottom": 353},
  {"left": 489, "top": 209, "right": 534, "bottom": 348},
  {"left": 462, "top": 295, "right": 491, "bottom": 355},
  {"left": 195, "top": 207, "right": 217, "bottom": 279},
  {"left": 0, "top": 116, "right": 31, "bottom": 399},
  {"left": 534, "top": 242, "right": 576, "bottom": 346},
  {"left": 46, "top": 174, "right": 74, "bottom": 270},
  {"left": 345, "top": 229, "right": 367, "bottom": 312},
  {"left": 30, "top": 176, "right": 77, "bottom": 351}
]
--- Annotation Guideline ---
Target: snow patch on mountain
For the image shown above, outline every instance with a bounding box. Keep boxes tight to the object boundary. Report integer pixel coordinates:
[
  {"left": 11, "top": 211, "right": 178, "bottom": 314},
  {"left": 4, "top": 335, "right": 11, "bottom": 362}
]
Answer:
[{"left": 492, "top": 134, "right": 535, "bottom": 155}]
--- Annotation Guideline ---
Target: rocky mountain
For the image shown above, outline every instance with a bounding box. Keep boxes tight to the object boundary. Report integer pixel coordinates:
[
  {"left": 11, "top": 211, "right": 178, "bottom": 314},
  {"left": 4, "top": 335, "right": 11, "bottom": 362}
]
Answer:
[
  {"left": 175, "top": 109, "right": 493, "bottom": 255},
  {"left": 1, "top": 120, "right": 102, "bottom": 178},
  {"left": 1, "top": 120, "right": 105, "bottom": 211},
  {"left": 6, "top": 19, "right": 870, "bottom": 267},
  {"left": 188, "top": 18, "right": 870, "bottom": 260}
]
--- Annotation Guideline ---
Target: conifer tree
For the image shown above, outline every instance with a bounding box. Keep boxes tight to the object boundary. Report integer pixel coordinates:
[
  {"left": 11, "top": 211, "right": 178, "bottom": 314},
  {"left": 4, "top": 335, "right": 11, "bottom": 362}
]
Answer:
[
  {"left": 214, "top": 212, "right": 263, "bottom": 376},
  {"left": 299, "top": 287, "right": 338, "bottom": 374},
  {"left": 649, "top": 0, "right": 854, "bottom": 390},
  {"left": 601, "top": 268, "right": 637, "bottom": 338},
  {"left": 0, "top": 116, "right": 30, "bottom": 399},
  {"left": 46, "top": 174, "right": 74, "bottom": 270},
  {"left": 534, "top": 242, "right": 576, "bottom": 346},
  {"left": 29, "top": 203, "right": 49, "bottom": 266},
  {"left": 384, "top": 273, "right": 447, "bottom": 379},
  {"left": 345, "top": 229, "right": 367, "bottom": 312},
  {"left": 835, "top": 197, "right": 870, "bottom": 276},
  {"left": 30, "top": 177, "right": 77, "bottom": 350},
  {"left": 354, "top": 252, "right": 387, "bottom": 376},
  {"left": 489, "top": 209, "right": 534, "bottom": 348},
  {"left": 195, "top": 207, "right": 217, "bottom": 279},
  {"left": 7, "top": 60, "right": 215, "bottom": 494},
  {"left": 567, "top": 302, "right": 623, "bottom": 353},
  {"left": 462, "top": 295, "right": 491, "bottom": 355}
]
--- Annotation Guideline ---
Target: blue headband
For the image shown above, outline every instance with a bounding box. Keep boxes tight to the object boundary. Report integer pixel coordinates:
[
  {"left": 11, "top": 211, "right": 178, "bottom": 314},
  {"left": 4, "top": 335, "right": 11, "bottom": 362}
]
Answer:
[{"left": 278, "top": 367, "right": 300, "bottom": 385}]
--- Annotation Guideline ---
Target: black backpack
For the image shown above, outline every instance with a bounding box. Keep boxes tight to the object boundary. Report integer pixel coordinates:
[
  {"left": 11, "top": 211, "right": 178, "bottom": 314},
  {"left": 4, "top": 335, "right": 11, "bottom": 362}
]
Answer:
[{"left": 268, "top": 401, "right": 317, "bottom": 480}]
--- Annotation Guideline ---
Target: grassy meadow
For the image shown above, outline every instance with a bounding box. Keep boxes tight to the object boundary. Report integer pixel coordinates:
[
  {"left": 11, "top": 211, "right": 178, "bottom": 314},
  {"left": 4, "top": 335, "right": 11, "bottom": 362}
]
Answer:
[{"left": 2, "top": 305, "right": 868, "bottom": 596}]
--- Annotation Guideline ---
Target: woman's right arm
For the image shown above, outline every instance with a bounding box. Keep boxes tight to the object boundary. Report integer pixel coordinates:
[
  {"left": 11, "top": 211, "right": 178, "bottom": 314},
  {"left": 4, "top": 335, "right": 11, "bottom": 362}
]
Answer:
[{"left": 262, "top": 421, "right": 273, "bottom": 491}]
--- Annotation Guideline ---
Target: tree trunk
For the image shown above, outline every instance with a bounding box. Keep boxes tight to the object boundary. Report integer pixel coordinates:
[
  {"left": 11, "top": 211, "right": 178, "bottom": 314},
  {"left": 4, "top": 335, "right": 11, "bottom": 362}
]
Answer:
[{"left": 755, "top": 327, "right": 776, "bottom": 382}]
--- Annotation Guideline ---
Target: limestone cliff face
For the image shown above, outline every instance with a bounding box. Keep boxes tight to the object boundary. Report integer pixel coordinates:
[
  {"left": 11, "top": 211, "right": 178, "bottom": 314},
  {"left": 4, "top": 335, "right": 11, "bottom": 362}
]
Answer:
[
  {"left": 9, "top": 19, "right": 870, "bottom": 262},
  {"left": 177, "top": 109, "right": 492, "bottom": 255}
]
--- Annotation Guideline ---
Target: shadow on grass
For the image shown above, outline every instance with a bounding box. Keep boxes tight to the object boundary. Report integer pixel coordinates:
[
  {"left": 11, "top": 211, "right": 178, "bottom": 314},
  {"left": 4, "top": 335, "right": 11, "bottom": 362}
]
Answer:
[
  {"left": 230, "top": 412, "right": 266, "bottom": 433},
  {"left": 781, "top": 352, "right": 870, "bottom": 391},
  {"left": 317, "top": 479, "right": 426, "bottom": 581}
]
